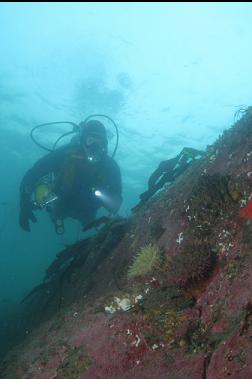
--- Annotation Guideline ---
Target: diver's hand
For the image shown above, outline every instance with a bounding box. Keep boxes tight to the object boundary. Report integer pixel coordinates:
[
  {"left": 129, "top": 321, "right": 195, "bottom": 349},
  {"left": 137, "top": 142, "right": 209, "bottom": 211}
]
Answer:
[{"left": 19, "top": 198, "right": 37, "bottom": 232}]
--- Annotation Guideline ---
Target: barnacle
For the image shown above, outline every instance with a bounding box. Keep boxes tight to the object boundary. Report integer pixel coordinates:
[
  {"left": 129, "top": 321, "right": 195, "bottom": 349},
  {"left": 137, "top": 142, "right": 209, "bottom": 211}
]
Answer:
[{"left": 127, "top": 243, "right": 161, "bottom": 278}]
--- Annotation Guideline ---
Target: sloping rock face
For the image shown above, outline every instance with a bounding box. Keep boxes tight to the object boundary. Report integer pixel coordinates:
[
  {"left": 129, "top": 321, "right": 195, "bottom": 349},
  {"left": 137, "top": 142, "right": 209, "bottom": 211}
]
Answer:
[{"left": 1, "top": 108, "right": 252, "bottom": 379}]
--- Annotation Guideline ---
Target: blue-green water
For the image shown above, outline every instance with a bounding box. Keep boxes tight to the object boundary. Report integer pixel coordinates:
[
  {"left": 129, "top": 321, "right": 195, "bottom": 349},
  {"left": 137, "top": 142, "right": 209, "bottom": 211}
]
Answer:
[{"left": 1, "top": 2, "right": 252, "bottom": 357}]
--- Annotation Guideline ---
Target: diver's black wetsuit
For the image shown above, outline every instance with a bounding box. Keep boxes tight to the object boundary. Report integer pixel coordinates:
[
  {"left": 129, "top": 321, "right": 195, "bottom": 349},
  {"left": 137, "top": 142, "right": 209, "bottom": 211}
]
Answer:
[{"left": 20, "top": 144, "right": 122, "bottom": 230}]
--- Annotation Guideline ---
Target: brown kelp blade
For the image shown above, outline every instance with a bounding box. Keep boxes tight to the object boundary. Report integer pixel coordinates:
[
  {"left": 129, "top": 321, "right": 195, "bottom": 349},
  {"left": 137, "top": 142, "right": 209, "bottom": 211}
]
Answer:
[{"left": 82, "top": 216, "right": 112, "bottom": 232}]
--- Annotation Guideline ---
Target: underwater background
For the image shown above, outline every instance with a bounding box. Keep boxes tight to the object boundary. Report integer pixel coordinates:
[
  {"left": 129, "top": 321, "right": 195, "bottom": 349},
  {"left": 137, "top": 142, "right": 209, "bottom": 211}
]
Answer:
[{"left": 1, "top": 2, "right": 252, "bottom": 357}]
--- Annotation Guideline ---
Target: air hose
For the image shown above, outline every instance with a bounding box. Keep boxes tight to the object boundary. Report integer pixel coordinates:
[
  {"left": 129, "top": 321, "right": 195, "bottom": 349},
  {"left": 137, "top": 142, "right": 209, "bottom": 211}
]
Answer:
[{"left": 30, "top": 114, "right": 119, "bottom": 158}]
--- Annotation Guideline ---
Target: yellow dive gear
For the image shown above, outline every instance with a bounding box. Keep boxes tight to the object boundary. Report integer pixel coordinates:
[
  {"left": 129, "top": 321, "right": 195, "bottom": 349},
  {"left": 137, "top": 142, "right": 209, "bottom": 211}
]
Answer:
[
  {"left": 34, "top": 176, "right": 58, "bottom": 208},
  {"left": 35, "top": 183, "right": 51, "bottom": 204}
]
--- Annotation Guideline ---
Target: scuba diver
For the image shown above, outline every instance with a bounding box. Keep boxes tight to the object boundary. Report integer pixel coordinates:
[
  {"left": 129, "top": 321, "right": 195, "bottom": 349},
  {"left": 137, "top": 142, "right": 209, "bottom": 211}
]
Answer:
[
  {"left": 19, "top": 119, "right": 122, "bottom": 234},
  {"left": 132, "top": 147, "right": 205, "bottom": 212}
]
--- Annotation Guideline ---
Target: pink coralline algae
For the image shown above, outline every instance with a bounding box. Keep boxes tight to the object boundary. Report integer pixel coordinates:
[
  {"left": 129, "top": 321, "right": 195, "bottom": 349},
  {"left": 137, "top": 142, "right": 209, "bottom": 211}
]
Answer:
[
  {"left": 77, "top": 316, "right": 151, "bottom": 379},
  {"left": 207, "top": 328, "right": 252, "bottom": 379}
]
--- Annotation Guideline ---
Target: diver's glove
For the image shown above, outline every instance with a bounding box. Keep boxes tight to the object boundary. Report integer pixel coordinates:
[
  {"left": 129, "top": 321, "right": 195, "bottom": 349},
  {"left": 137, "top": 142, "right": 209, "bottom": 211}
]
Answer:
[{"left": 19, "top": 193, "right": 37, "bottom": 232}]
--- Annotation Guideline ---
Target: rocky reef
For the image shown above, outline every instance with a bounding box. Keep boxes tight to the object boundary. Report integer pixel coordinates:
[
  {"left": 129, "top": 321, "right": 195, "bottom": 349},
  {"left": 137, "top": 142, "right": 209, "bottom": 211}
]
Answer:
[{"left": 1, "top": 107, "right": 252, "bottom": 378}]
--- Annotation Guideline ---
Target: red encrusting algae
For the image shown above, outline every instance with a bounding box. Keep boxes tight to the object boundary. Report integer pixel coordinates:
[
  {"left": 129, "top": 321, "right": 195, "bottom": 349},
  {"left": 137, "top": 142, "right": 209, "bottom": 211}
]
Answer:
[{"left": 239, "top": 199, "right": 252, "bottom": 218}]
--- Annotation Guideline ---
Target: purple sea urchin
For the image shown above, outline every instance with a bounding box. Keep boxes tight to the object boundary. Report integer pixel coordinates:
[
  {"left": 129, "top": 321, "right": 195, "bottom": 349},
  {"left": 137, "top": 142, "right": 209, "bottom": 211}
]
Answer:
[{"left": 167, "top": 240, "right": 215, "bottom": 287}]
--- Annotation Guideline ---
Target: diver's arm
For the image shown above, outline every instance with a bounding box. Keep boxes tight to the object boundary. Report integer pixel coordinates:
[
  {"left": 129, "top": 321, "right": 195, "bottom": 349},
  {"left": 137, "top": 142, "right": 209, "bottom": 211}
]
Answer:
[
  {"left": 20, "top": 147, "right": 67, "bottom": 195},
  {"left": 19, "top": 148, "right": 65, "bottom": 231}
]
